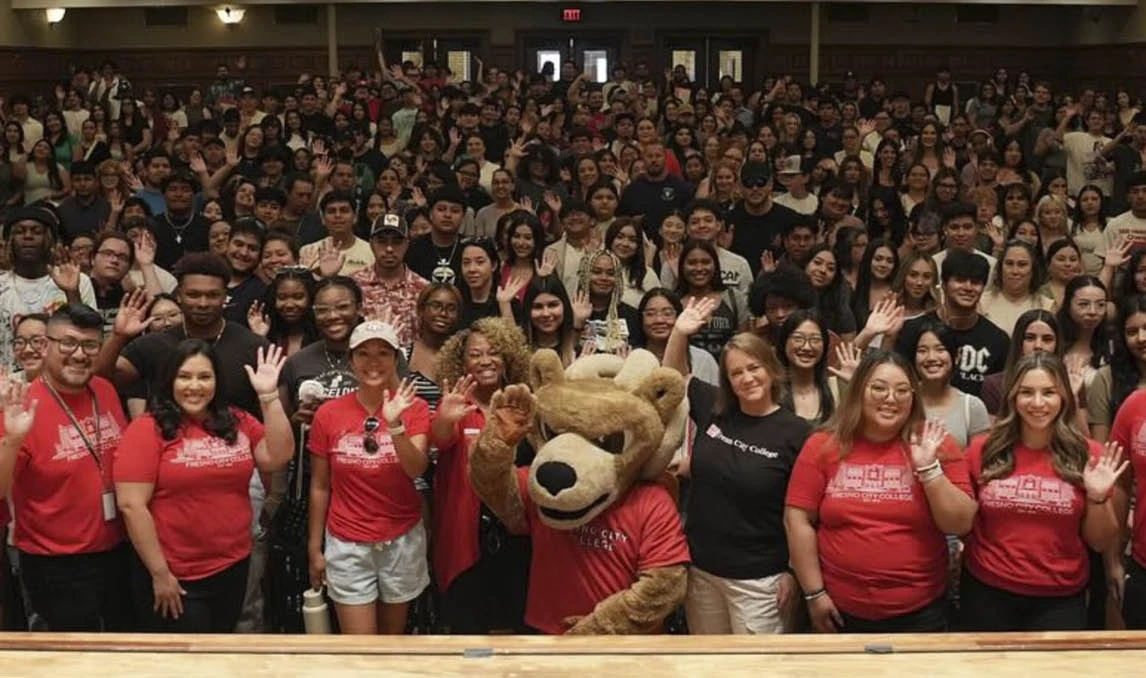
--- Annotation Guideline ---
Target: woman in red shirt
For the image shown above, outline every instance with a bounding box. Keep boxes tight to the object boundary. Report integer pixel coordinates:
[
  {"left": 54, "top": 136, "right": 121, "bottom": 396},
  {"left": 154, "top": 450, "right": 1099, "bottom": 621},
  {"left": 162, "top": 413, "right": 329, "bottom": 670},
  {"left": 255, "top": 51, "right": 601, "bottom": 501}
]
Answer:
[
  {"left": 307, "top": 320, "right": 432, "bottom": 635},
  {"left": 115, "top": 341, "right": 293, "bottom": 632},
  {"left": 785, "top": 350, "right": 977, "bottom": 632},
  {"left": 430, "top": 317, "right": 531, "bottom": 633},
  {"left": 962, "top": 352, "right": 1126, "bottom": 631}
]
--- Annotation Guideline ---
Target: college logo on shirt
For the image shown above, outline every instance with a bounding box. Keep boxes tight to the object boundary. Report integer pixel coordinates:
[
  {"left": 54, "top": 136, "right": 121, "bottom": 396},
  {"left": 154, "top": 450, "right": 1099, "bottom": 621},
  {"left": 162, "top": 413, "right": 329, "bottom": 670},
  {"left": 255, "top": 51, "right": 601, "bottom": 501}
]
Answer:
[
  {"left": 51, "top": 416, "right": 123, "bottom": 463},
  {"left": 978, "top": 474, "right": 1075, "bottom": 516},
  {"left": 332, "top": 431, "right": 398, "bottom": 467},
  {"left": 826, "top": 463, "right": 914, "bottom": 502},
  {"left": 706, "top": 424, "right": 778, "bottom": 458},
  {"left": 573, "top": 524, "right": 631, "bottom": 552},
  {"left": 170, "top": 433, "right": 252, "bottom": 469}
]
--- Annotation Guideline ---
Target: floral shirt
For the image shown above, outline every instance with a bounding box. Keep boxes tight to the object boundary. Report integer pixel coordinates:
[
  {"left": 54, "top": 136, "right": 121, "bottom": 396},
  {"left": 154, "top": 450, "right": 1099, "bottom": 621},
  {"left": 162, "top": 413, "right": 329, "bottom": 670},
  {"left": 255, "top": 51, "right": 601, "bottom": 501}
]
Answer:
[{"left": 350, "top": 266, "right": 429, "bottom": 346}]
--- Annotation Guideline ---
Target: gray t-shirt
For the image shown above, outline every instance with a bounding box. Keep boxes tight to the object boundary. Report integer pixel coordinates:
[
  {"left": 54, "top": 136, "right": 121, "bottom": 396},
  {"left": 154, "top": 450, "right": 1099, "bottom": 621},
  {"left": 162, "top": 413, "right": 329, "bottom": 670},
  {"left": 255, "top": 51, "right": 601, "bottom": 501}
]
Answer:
[{"left": 926, "top": 391, "right": 990, "bottom": 448}]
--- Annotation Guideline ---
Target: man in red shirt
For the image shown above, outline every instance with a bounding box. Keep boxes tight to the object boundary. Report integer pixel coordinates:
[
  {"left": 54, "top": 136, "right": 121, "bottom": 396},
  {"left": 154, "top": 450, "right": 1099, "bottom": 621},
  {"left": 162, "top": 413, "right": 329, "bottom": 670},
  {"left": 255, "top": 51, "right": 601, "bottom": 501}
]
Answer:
[{"left": 0, "top": 304, "right": 131, "bottom": 631}]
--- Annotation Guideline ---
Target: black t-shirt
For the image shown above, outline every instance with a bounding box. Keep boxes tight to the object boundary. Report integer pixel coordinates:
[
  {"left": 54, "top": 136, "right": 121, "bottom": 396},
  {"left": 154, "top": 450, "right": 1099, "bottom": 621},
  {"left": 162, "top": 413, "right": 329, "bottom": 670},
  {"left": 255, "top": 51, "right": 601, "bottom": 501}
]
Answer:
[
  {"left": 279, "top": 340, "right": 357, "bottom": 413},
  {"left": 727, "top": 200, "right": 800, "bottom": 275},
  {"left": 685, "top": 380, "right": 811, "bottom": 579},
  {"left": 459, "top": 295, "right": 500, "bottom": 329},
  {"left": 224, "top": 275, "right": 268, "bottom": 327},
  {"left": 618, "top": 175, "right": 694, "bottom": 237},
  {"left": 894, "top": 311, "right": 1009, "bottom": 398},
  {"left": 405, "top": 234, "right": 463, "bottom": 286},
  {"left": 149, "top": 213, "right": 210, "bottom": 270},
  {"left": 301, "top": 112, "right": 334, "bottom": 138},
  {"left": 122, "top": 321, "right": 270, "bottom": 417},
  {"left": 94, "top": 283, "right": 125, "bottom": 334}
]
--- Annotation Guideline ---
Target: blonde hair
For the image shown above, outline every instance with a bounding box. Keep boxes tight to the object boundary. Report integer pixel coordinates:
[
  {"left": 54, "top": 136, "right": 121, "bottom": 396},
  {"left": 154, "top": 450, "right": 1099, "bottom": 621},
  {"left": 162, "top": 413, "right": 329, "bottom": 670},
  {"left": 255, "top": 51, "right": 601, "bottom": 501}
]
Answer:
[
  {"left": 969, "top": 185, "right": 998, "bottom": 208},
  {"left": 821, "top": 350, "right": 925, "bottom": 457},
  {"left": 893, "top": 251, "right": 939, "bottom": 313},
  {"left": 980, "top": 352, "right": 1089, "bottom": 484},
  {"left": 576, "top": 249, "right": 626, "bottom": 353},
  {"left": 714, "top": 332, "right": 787, "bottom": 416},
  {"left": 1035, "top": 194, "right": 1069, "bottom": 232}
]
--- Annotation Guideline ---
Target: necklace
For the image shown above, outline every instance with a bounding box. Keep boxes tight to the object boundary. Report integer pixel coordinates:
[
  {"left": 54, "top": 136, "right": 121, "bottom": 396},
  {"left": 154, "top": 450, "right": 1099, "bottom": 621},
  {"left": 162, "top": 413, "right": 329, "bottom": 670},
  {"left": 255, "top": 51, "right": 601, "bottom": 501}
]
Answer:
[
  {"left": 165, "top": 211, "right": 195, "bottom": 245},
  {"left": 183, "top": 318, "right": 226, "bottom": 344},
  {"left": 431, "top": 237, "right": 459, "bottom": 285},
  {"left": 324, "top": 342, "right": 348, "bottom": 372}
]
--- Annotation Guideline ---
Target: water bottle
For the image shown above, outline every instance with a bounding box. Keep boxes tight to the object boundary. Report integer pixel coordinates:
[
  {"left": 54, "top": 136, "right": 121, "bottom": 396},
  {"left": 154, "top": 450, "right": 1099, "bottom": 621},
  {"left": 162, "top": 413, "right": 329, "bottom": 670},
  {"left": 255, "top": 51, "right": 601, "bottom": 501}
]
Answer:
[{"left": 302, "top": 587, "right": 332, "bottom": 634}]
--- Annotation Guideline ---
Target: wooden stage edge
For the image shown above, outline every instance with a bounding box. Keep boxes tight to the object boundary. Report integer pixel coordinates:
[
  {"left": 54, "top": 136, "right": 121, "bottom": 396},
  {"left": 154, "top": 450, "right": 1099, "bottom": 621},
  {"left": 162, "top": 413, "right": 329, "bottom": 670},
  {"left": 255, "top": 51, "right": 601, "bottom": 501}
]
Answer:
[{"left": 2, "top": 630, "right": 1146, "bottom": 655}]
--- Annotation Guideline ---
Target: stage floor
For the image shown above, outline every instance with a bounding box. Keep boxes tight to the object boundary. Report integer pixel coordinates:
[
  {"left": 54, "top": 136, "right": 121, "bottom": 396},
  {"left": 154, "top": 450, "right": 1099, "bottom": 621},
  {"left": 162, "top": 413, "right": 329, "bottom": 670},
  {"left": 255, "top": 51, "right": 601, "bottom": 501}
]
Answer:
[{"left": 1, "top": 632, "right": 1144, "bottom": 676}]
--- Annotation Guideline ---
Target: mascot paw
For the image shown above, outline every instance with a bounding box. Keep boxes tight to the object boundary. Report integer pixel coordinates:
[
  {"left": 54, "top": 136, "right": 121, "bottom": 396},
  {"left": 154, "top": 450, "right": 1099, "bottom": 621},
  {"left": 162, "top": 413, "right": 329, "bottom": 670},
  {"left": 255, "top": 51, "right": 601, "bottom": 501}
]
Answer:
[
  {"left": 562, "top": 615, "right": 595, "bottom": 635},
  {"left": 489, "top": 384, "right": 535, "bottom": 447}
]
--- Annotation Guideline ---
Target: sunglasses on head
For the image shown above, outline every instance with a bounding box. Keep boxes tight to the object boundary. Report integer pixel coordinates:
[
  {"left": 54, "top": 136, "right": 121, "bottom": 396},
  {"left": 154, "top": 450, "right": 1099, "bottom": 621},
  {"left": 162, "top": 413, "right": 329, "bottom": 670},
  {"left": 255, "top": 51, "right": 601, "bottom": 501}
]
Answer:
[{"left": 363, "top": 416, "right": 380, "bottom": 454}]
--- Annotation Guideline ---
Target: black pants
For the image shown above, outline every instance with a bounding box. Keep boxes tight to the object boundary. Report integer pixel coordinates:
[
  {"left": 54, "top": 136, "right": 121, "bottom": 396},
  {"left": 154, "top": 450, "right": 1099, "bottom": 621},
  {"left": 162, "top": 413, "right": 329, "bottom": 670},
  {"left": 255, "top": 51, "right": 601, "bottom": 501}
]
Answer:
[
  {"left": 442, "top": 536, "right": 531, "bottom": 634},
  {"left": 1085, "top": 548, "right": 1107, "bottom": 629},
  {"left": 959, "top": 569, "right": 1085, "bottom": 631},
  {"left": 838, "top": 596, "right": 948, "bottom": 633},
  {"left": 130, "top": 554, "right": 250, "bottom": 633},
  {"left": 19, "top": 542, "right": 134, "bottom": 632},
  {"left": 1122, "top": 558, "right": 1146, "bottom": 630}
]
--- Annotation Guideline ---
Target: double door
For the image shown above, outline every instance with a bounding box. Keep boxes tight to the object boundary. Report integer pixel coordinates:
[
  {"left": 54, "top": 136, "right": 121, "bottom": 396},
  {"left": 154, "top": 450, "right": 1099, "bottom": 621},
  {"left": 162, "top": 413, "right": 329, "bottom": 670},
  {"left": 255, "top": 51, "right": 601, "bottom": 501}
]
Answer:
[
  {"left": 660, "top": 35, "right": 760, "bottom": 90},
  {"left": 521, "top": 33, "right": 623, "bottom": 84},
  {"left": 379, "top": 33, "right": 484, "bottom": 81}
]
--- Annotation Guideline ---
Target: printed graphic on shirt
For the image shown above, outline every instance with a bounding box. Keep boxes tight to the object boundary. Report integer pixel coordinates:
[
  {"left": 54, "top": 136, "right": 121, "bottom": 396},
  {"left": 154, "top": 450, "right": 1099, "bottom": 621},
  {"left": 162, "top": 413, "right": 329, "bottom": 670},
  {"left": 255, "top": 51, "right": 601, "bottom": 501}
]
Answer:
[
  {"left": 721, "top": 269, "right": 741, "bottom": 288},
  {"left": 978, "top": 474, "right": 1076, "bottom": 516},
  {"left": 573, "top": 523, "right": 631, "bottom": 552},
  {"left": 51, "top": 415, "right": 123, "bottom": 463},
  {"left": 706, "top": 423, "right": 779, "bottom": 458},
  {"left": 297, "top": 369, "right": 357, "bottom": 406},
  {"left": 331, "top": 430, "right": 398, "bottom": 467},
  {"left": 170, "top": 432, "right": 252, "bottom": 469},
  {"left": 956, "top": 345, "right": 993, "bottom": 384},
  {"left": 826, "top": 462, "right": 914, "bottom": 502}
]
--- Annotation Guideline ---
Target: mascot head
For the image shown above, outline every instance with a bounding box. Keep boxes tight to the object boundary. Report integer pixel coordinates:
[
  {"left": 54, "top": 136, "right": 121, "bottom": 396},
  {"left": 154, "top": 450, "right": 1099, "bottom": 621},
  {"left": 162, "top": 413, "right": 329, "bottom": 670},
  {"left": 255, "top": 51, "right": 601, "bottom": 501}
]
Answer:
[{"left": 524, "top": 349, "right": 686, "bottom": 530}]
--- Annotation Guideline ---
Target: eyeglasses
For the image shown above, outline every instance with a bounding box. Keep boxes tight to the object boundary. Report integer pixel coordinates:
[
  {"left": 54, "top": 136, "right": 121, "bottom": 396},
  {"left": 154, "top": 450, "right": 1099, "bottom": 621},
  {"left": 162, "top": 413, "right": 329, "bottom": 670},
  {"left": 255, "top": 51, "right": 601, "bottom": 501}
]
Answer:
[
  {"left": 46, "top": 336, "right": 102, "bottom": 356},
  {"left": 787, "top": 333, "right": 823, "bottom": 348},
  {"left": 867, "top": 382, "right": 914, "bottom": 402},
  {"left": 426, "top": 301, "right": 459, "bottom": 314},
  {"left": 363, "top": 416, "right": 380, "bottom": 454},
  {"left": 13, "top": 336, "right": 47, "bottom": 351},
  {"left": 96, "top": 249, "right": 131, "bottom": 262}
]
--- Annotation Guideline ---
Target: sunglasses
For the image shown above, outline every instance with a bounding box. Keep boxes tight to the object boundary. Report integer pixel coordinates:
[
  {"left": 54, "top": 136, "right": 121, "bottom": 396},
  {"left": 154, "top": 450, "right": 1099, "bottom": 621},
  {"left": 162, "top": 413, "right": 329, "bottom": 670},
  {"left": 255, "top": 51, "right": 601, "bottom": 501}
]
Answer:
[{"left": 363, "top": 417, "right": 380, "bottom": 454}]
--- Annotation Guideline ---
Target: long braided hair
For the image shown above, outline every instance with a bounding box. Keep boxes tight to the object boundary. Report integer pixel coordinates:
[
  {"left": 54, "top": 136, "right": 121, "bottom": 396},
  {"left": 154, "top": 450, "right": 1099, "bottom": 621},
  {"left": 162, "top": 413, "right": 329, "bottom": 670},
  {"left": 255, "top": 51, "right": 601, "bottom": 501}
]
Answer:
[{"left": 576, "top": 248, "right": 626, "bottom": 353}]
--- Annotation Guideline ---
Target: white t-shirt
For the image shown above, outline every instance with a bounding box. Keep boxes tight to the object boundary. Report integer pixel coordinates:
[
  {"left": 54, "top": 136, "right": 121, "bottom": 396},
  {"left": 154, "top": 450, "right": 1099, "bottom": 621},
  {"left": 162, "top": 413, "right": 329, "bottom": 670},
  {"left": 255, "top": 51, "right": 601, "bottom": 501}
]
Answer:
[
  {"left": 1099, "top": 210, "right": 1146, "bottom": 252},
  {"left": 659, "top": 246, "right": 753, "bottom": 298},
  {"left": 1062, "top": 131, "right": 1114, "bottom": 197},
  {"left": 774, "top": 192, "right": 820, "bottom": 216},
  {"left": 0, "top": 272, "right": 97, "bottom": 368},
  {"left": 63, "top": 109, "right": 91, "bottom": 138},
  {"left": 300, "top": 237, "right": 376, "bottom": 277}
]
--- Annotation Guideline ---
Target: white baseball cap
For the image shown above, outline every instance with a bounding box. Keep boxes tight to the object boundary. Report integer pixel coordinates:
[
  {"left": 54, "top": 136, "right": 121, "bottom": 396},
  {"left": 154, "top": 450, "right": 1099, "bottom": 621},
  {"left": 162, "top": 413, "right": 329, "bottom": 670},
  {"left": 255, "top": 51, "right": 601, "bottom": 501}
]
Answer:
[
  {"left": 349, "top": 320, "right": 401, "bottom": 350},
  {"left": 777, "top": 155, "right": 805, "bottom": 175}
]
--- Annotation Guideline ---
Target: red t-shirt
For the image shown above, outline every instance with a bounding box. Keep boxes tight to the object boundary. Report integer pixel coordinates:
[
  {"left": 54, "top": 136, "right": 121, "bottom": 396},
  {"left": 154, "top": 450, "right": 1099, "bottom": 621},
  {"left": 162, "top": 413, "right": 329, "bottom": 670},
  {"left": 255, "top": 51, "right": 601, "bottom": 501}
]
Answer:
[
  {"left": 963, "top": 435, "right": 1102, "bottom": 596},
  {"left": 114, "top": 410, "right": 264, "bottom": 581},
  {"left": 785, "top": 430, "right": 970, "bottom": 620},
  {"left": 429, "top": 410, "right": 485, "bottom": 592},
  {"left": 309, "top": 392, "right": 430, "bottom": 543},
  {"left": 522, "top": 471, "right": 690, "bottom": 634},
  {"left": 2, "top": 377, "right": 127, "bottom": 555},
  {"left": 1111, "top": 389, "right": 1146, "bottom": 568}
]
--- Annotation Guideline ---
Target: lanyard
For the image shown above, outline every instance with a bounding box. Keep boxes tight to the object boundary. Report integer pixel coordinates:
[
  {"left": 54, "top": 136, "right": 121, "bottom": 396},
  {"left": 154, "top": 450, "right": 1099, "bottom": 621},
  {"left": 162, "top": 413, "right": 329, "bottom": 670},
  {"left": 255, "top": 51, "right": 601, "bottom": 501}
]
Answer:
[{"left": 41, "top": 378, "right": 103, "bottom": 472}]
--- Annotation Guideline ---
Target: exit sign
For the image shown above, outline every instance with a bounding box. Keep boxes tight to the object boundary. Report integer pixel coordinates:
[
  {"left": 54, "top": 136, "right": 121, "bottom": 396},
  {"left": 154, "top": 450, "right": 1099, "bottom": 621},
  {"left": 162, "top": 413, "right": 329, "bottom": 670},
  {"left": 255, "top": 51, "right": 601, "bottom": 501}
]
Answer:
[{"left": 562, "top": 8, "right": 581, "bottom": 22}]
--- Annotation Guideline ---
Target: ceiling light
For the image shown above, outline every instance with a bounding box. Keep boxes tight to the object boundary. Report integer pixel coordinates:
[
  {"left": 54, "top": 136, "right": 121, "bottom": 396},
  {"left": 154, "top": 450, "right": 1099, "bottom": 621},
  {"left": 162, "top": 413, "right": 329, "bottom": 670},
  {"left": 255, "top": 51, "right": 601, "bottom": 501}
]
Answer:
[
  {"left": 216, "top": 7, "right": 245, "bottom": 25},
  {"left": 45, "top": 8, "right": 66, "bottom": 24}
]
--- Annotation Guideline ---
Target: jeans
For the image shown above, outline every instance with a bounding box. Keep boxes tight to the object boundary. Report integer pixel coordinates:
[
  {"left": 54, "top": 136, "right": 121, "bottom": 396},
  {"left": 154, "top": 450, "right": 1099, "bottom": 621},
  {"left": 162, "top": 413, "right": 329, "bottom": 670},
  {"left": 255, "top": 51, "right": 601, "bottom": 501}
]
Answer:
[
  {"left": 19, "top": 542, "right": 135, "bottom": 632},
  {"left": 130, "top": 554, "right": 250, "bottom": 633},
  {"left": 959, "top": 569, "right": 1085, "bottom": 631},
  {"left": 838, "top": 596, "right": 948, "bottom": 633}
]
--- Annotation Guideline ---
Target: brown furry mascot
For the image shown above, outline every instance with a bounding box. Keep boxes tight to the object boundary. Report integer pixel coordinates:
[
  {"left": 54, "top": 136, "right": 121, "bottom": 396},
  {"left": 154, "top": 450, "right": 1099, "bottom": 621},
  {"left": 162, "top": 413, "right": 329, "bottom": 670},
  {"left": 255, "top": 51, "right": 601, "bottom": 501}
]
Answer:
[{"left": 469, "top": 348, "right": 690, "bottom": 634}]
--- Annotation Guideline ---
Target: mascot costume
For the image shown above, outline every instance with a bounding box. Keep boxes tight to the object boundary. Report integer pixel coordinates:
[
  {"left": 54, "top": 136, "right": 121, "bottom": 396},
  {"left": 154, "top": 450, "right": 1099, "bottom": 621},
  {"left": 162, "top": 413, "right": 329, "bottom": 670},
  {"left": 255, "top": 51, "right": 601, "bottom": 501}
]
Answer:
[{"left": 469, "top": 348, "right": 691, "bottom": 634}]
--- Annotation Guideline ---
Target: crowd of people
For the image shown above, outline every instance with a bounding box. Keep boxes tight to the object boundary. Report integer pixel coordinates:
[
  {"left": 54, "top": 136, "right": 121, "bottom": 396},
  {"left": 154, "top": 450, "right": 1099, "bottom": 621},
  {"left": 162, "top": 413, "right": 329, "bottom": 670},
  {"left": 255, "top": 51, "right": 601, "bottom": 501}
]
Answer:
[{"left": 1, "top": 45, "right": 1146, "bottom": 636}]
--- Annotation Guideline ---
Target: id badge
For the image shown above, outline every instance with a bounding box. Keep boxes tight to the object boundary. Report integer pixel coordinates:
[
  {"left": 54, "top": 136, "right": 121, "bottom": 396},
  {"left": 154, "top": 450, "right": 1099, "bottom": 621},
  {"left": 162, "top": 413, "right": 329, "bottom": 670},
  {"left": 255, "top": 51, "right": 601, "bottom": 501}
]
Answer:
[{"left": 101, "top": 491, "right": 117, "bottom": 521}]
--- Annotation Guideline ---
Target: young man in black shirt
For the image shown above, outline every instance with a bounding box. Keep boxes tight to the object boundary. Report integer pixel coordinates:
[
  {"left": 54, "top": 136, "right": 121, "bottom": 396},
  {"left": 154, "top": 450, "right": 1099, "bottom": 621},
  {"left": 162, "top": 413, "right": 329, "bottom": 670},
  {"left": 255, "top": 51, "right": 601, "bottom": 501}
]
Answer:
[
  {"left": 617, "top": 141, "right": 693, "bottom": 237},
  {"left": 727, "top": 161, "right": 800, "bottom": 276},
  {"left": 149, "top": 172, "right": 209, "bottom": 269},
  {"left": 89, "top": 231, "right": 133, "bottom": 332},
  {"left": 894, "top": 249, "right": 1008, "bottom": 397},
  {"left": 95, "top": 252, "right": 269, "bottom": 418},
  {"left": 223, "top": 218, "right": 268, "bottom": 326},
  {"left": 404, "top": 185, "right": 466, "bottom": 285}
]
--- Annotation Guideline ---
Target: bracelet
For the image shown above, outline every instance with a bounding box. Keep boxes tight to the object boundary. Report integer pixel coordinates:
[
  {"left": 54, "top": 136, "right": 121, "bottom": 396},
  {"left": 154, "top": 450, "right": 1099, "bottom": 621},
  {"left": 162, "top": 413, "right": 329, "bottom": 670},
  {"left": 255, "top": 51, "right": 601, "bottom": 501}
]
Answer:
[
  {"left": 389, "top": 424, "right": 406, "bottom": 437},
  {"left": 803, "top": 588, "right": 827, "bottom": 602},
  {"left": 1088, "top": 495, "right": 1109, "bottom": 505},
  {"left": 914, "top": 460, "right": 941, "bottom": 476},
  {"left": 918, "top": 466, "right": 945, "bottom": 484},
  {"left": 258, "top": 392, "right": 280, "bottom": 404}
]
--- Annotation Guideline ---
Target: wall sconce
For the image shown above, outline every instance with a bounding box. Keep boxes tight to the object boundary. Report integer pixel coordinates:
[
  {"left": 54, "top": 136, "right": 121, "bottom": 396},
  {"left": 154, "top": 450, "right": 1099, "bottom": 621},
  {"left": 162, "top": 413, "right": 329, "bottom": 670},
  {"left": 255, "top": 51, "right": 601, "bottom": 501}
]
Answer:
[
  {"left": 45, "top": 8, "right": 66, "bottom": 25},
  {"left": 216, "top": 6, "right": 245, "bottom": 25}
]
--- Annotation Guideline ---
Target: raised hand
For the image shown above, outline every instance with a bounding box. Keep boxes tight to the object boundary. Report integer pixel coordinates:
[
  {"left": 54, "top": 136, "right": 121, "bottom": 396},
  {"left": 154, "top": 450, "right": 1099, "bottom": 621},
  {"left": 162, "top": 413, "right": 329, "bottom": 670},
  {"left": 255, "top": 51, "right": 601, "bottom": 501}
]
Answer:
[
  {"left": 245, "top": 345, "right": 287, "bottom": 397},
  {"left": 537, "top": 248, "right": 558, "bottom": 277},
  {"left": 316, "top": 239, "right": 346, "bottom": 278},
  {"left": 864, "top": 296, "right": 906, "bottom": 336},
  {"left": 1083, "top": 441, "right": 1130, "bottom": 503},
  {"left": 109, "top": 189, "right": 125, "bottom": 214},
  {"left": 113, "top": 289, "right": 155, "bottom": 338},
  {"left": 410, "top": 186, "right": 427, "bottom": 207},
  {"left": 942, "top": 147, "right": 957, "bottom": 169},
  {"left": 519, "top": 194, "right": 535, "bottom": 214},
  {"left": 543, "top": 190, "right": 562, "bottom": 216},
  {"left": 311, "top": 138, "right": 327, "bottom": 158},
  {"left": 571, "top": 291, "right": 592, "bottom": 327},
  {"left": 488, "top": 383, "right": 535, "bottom": 447},
  {"left": 0, "top": 380, "right": 38, "bottom": 440},
  {"left": 225, "top": 146, "right": 240, "bottom": 168},
  {"left": 828, "top": 342, "right": 862, "bottom": 383},
  {"left": 497, "top": 274, "right": 528, "bottom": 304},
  {"left": 132, "top": 230, "right": 156, "bottom": 268},
  {"left": 382, "top": 378, "right": 418, "bottom": 427},
  {"left": 909, "top": 418, "right": 947, "bottom": 470},
  {"left": 247, "top": 301, "right": 270, "bottom": 337},
  {"left": 675, "top": 296, "right": 717, "bottom": 336},
  {"left": 1104, "top": 236, "right": 1133, "bottom": 270},
  {"left": 312, "top": 155, "right": 333, "bottom": 180},
  {"left": 448, "top": 127, "right": 462, "bottom": 146},
  {"left": 760, "top": 250, "right": 777, "bottom": 274},
  {"left": 188, "top": 153, "right": 207, "bottom": 175},
  {"left": 437, "top": 375, "right": 477, "bottom": 425},
  {"left": 1064, "top": 353, "right": 1088, "bottom": 401},
  {"left": 49, "top": 260, "right": 81, "bottom": 295}
]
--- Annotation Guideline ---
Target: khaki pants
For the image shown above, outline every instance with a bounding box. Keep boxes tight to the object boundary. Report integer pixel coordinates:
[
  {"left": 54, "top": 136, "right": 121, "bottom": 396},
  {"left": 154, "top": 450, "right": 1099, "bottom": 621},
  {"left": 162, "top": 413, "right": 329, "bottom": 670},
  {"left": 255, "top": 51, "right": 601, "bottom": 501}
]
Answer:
[{"left": 685, "top": 566, "right": 787, "bottom": 634}]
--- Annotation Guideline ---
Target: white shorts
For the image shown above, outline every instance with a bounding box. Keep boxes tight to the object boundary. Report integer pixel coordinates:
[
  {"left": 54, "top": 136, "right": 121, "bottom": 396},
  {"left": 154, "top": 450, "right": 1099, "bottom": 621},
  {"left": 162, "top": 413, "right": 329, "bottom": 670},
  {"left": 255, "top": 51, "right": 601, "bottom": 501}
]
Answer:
[
  {"left": 685, "top": 566, "right": 787, "bottom": 634},
  {"left": 324, "top": 522, "right": 430, "bottom": 606}
]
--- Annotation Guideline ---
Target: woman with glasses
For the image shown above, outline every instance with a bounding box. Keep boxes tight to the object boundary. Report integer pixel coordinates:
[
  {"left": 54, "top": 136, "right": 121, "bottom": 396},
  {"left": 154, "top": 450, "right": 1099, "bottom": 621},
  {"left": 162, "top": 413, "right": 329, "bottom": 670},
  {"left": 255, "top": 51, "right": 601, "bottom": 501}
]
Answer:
[
  {"left": 631, "top": 288, "right": 719, "bottom": 386},
  {"left": 776, "top": 310, "right": 838, "bottom": 426},
  {"left": 961, "top": 353, "right": 1125, "bottom": 631},
  {"left": 430, "top": 317, "right": 532, "bottom": 633},
  {"left": 12, "top": 314, "right": 48, "bottom": 381},
  {"left": 403, "top": 284, "right": 462, "bottom": 410},
  {"left": 785, "top": 351, "right": 977, "bottom": 632},
  {"left": 663, "top": 297, "right": 811, "bottom": 633},
  {"left": 115, "top": 341, "right": 292, "bottom": 633},
  {"left": 307, "top": 320, "right": 431, "bottom": 634}
]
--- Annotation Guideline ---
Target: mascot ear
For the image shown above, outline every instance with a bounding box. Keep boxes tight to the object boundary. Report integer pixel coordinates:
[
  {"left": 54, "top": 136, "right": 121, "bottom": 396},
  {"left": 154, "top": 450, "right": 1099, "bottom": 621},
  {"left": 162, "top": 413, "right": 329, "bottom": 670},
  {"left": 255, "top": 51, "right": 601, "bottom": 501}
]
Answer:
[
  {"left": 632, "top": 367, "right": 686, "bottom": 424},
  {"left": 529, "top": 349, "right": 566, "bottom": 390}
]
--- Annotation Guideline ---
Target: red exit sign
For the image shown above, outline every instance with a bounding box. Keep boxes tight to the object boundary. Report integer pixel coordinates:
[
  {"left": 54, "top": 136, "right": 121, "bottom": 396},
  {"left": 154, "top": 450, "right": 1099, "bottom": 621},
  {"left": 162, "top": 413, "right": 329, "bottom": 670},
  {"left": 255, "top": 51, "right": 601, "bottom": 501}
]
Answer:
[{"left": 562, "top": 8, "right": 581, "bottom": 22}]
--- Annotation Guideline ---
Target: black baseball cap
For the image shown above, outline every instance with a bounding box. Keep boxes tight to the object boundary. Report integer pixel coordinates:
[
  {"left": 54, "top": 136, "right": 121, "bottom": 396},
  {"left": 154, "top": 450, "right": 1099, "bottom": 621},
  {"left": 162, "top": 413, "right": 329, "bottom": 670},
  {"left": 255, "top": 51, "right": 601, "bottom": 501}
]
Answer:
[
  {"left": 740, "top": 161, "right": 772, "bottom": 186},
  {"left": 370, "top": 212, "right": 408, "bottom": 239}
]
